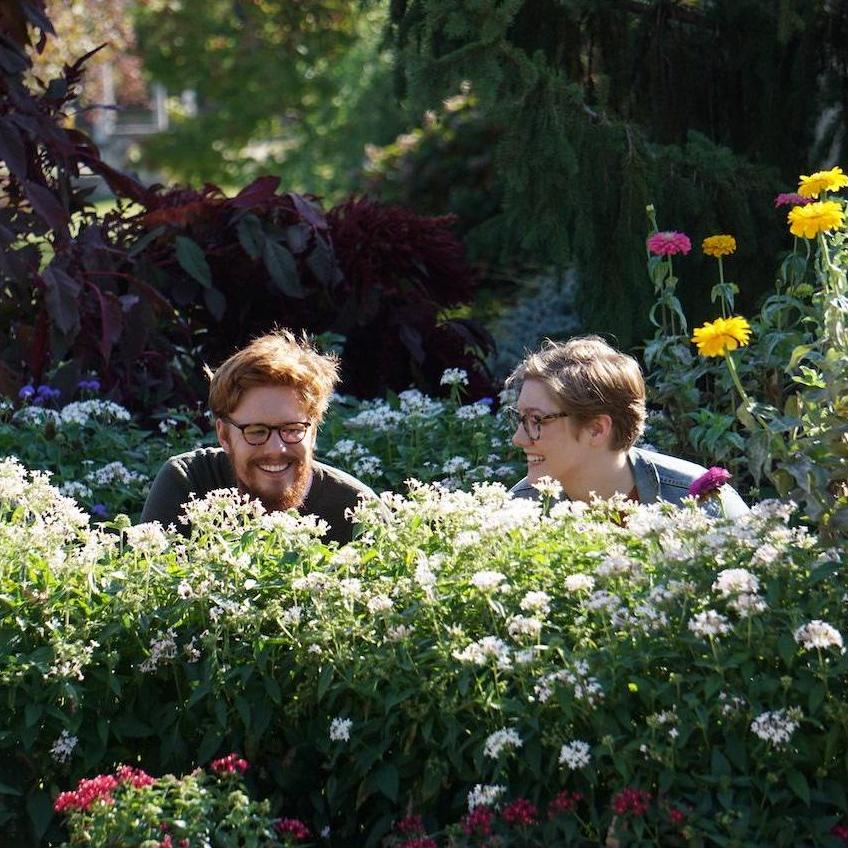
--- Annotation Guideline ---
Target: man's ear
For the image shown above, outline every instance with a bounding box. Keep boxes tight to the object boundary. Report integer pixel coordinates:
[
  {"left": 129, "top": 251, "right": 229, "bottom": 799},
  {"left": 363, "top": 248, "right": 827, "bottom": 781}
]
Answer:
[{"left": 215, "top": 418, "right": 231, "bottom": 453}]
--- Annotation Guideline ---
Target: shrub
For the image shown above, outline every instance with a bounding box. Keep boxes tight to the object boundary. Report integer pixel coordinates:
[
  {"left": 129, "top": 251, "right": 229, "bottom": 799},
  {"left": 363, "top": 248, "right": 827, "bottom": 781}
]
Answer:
[{"left": 1, "top": 459, "right": 845, "bottom": 846}]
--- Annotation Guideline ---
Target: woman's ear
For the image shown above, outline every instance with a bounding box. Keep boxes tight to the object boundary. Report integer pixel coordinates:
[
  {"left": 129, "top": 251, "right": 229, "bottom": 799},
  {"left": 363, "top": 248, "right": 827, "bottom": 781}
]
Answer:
[{"left": 587, "top": 414, "right": 614, "bottom": 445}]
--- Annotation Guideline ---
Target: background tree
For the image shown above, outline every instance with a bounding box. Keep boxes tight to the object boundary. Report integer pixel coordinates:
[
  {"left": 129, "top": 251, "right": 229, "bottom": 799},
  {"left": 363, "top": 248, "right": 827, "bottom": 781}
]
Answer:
[{"left": 383, "top": 0, "right": 848, "bottom": 345}]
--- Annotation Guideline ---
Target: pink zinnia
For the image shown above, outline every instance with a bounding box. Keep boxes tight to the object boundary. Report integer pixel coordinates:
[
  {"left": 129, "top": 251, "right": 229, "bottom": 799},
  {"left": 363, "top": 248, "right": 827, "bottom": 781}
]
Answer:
[
  {"left": 646, "top": 231, "right": 692, "bottom": 256},
  {"left": 688, "top": 466, "right": 732, "bottom": 499},
  {"left": 774, "top": 192, "right": 814, "bottom": 208}
]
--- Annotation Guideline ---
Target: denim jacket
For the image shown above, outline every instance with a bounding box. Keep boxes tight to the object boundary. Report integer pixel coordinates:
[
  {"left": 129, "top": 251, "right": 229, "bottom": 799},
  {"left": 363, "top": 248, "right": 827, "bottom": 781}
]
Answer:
[{"left": 510, "top": 446, "right": 749, "bottom": 518}]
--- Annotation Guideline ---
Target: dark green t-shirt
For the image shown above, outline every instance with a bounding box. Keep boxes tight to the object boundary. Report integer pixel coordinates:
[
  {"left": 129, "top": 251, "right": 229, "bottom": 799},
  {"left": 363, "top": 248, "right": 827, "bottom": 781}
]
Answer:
[{"left": 140, "top": 447, "right": 376, "bottom": 544}]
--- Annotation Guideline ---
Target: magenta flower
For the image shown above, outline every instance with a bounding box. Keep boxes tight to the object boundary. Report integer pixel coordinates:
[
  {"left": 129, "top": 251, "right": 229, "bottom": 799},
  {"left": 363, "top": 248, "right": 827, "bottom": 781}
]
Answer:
[
  {"left": 275, "top": 818, "right": 311, "bottom": 841},
  {"left": 688, "top": 466, "right": 732, "bottom": 498},
  {"left": 646, "top": 231, "right": 692, "bottom": 256},
  {"left": 774, "top": 192, "right": 814, "bottom": 208}
]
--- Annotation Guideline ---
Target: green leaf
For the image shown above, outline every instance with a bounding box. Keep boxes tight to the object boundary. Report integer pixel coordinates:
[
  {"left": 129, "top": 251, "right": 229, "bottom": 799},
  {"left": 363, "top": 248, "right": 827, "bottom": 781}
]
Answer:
[
  {"left": 711, "top": 748, "right": 731, "bottom": 777},
  {"left": 26, "top": 790, "right": 53, "bottom": 842},
  {"left": 0, "top": 782, "right": 21, "bottom": 796},
  {"left": 787, "top": 769, "right": 810, "bottom": 805},
  {"left": 24, "top": 703, "right": 42, "bottom": 728},
  {"left": 788, "top": 343, "right": 815, "bottom": 370},
  {"left": 114, "top": 715, "right": 155, "bottom": 738},
  {"left": 198, "top": 727, "right": 224, "bottom": 763},
  {"left": 129, "top": 225, "right": 165, "bottom": 257},
  {"left": 235, "top": 696, "right": 251, "bottom": 730},
  {"left": 175, "top": 235, "right": 212, "bottom": 288},
  {"left": 374, "top": 764, "right": 399, "bottom": 802},
  {"left": 203, "top": 287, "right": 226, "bottom": 320},
  {"left": 263, "top": 239, "right": 305, "bottom": 298},
  {"left": 317, "top": 665, "right": 333, "bottom": 701},
  {"left": 264, "top": 676, "right": 282, "bottom": 705},
  {"left": 236, "top": 214, "right": 265, "bottom": 259}
]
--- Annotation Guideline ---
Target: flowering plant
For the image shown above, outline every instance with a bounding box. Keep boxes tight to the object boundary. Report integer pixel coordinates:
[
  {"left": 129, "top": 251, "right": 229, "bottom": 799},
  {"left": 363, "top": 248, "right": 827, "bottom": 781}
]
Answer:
[
  {"left": 2, "top": 459, "right": 846, "bottom": 846},
  {"left": 54, "top": 758, "right": 311, "bottom": 847}
]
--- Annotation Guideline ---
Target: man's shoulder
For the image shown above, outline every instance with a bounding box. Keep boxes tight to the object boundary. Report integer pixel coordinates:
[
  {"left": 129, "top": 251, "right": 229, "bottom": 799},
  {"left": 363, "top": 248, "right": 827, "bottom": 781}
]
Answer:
[
  {"left": 164, "top": 446, "right": 231, "bottom": 478},
  {"left": 509, "top": 476, "right": 539, "bottom": 499},
  {"left": 312, "top": 460, "right": 377, "bottom": 499}
]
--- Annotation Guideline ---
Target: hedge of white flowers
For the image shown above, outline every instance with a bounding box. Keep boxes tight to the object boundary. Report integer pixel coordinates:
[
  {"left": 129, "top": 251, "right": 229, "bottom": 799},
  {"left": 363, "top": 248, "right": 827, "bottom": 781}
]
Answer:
[{"left": 1, "top": 457, "right": 846, "bottom": 847}]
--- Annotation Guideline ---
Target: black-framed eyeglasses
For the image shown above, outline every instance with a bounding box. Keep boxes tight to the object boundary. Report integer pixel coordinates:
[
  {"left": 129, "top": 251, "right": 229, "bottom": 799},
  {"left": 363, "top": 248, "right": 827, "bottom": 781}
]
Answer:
[
  {"left": 505, "top": 407, "right": 569, "bottom": 441},
  {"left": 223, "top": 418, "right": 311, "bottom": 446}
]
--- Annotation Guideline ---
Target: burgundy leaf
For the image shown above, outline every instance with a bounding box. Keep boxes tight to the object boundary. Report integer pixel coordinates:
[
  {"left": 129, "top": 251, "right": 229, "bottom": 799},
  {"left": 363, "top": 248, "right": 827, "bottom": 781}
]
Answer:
[
  {"left": 0, "top": 117, "right": 26, "bottom": 180},
  {"left": 288, "top": 192, "right": 328, "bottom": 230},
  {"left": 23, "top": 179, "right": 69, "bottom": 232},
  {"left": 231, "top": 176, "right": 281, "bottom": 209},
  {"left": 42, "top": 265, "right": 81, "bottom": 336}
]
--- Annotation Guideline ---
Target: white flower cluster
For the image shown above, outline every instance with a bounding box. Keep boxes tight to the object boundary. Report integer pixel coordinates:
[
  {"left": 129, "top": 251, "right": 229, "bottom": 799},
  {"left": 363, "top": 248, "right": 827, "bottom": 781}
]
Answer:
[
  {"left": 559, "top": 739, "right": 592, "bottom": 769},
  {"left": 85, "top": 461, "right": 147, "bottom": 488},
  {"left": 50, "top": 729, "right": 78, "bottom": 763},
  {"left": 345, "top": 401, "right": 407, "bottom": 432},
  {"left": 59, "top": 400, "right": 131, "bottom": 427},
  {"left": 793, "top": 620, "right": 844, "bottom": 652},
  {"left": 564, "top": 573, "right": 595, "bottom": 593},
  {"left": 688, "top": 610, "right": 731, "bottom": 640},
  {"left": 718, "top": 692, "right": 747, "bottom": 716},
  {"left": 506, "top": 615, "right": 543, "bottom": 641},
  {"left": 467, "top": 784, "right": 505, "bottom": 811},
  {"left": 455, "top": 402, "right": 490, "bottom": 421},
  {"left": 595, "top": 552, "right": 642, "bottom": 580},
  {"left": 750, "top": 707, "right": 802, "bottom": 748},
  {"left": 532, "top": 476, "right": 563, "bottom": 500},
  {"left": 179, "top": 488, "right": 265, "bottom": 534},
  {"left": 470, "top": 570, "right": 507, "bottom": 592},
  {"left": 124, "top": 521, "right": 169, "bottom": 556},
  {"left": 329, "top": 716, "right": 352, "bottom": 742},
  {"left": 59, "top": 481, "right": 93, "bottom": 501},
  {"left": 440, "top": 368, "right": 469, "bottom": 386},
  {"left": 48, "top": 638, "right": 99, "bottom": 682},
  {"left": 366, "top": 594, "right": 394, "bottom": 614},
  {"left": 483, "top": 727, "right": 523, "bottom": 759},
  {"left": 535, "top": 660, "right": 603, "bottom": 706},
  {"left": 520, "top": 591, "right": 551, "bottom": 616},
  {"left": 712, "top": 568, "right": 767, "bottom": 617},
  {"left": 442, "top": 456, "right": 471, "bottom": 476},
  {"left": 398, "top": 389, "right": 444, "bottom": 419},
  {"left": 453, "top": 635, "right": 513, "bottom": 669},
  {"left": 324, "top": 439, "right": 383, "bottom": 478},
  {"left": 139, "top": 629, "right": 178, "bottom": 673},
  {"left": 12, "top": 407, "right": 61, "bottom": 427}
]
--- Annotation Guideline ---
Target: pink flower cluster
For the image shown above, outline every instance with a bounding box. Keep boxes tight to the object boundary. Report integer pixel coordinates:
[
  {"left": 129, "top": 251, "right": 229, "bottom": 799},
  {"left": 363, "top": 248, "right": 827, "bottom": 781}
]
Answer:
[
  {"left": 774, "top": 192, "right": 814, "bottom": 208},
  {"left": 210, "top": 753, "right": 249, "bottom": 774},
  {"left": 501, "top": 798, "right": 538, "bottom": 826},
  {"left": 832, "top": 823, "right": 848, "bottom": 843},
  {"left": 547, "top": 789, "right": 584, "bottom": 818},
  {"left": 54, "top": 765, "right": 155, "bottom": 814},
  {"left": 688, "top": 466, "right": 731, "bottom": 498},
  {"left": 461, "top": 806, "right": 494, "bottom": 837},
  {"left": 646, "top": 231, "right": 692, "bottom": 256},
  {"left": 157, "top": 836, "right": 189, "bottom": 848},
  {"left": 612, "top": 787, "right": 652, "bottom": 817},
  {"left": 275, "top": 818, "right": 310, "bottom": 842},
  {"left": 668, "top": 807, "right": 686, "bottom": 827},
  {"left": 391, "top": 814, "right": 437, "bottom": 848}
]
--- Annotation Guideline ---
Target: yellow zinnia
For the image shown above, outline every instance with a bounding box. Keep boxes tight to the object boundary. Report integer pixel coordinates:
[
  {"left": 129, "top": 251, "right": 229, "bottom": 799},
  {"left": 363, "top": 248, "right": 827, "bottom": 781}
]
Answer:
[
  {"left": 691, "top": 316, "right": 752, "bottom": 357},
  {"left": 787, "top": 200, "right": 844, "bottom": 239},
  {"left": 797, "top": 166, "right": 848, "bottom": 198},
  {"left": 702, "top": 235, "right": 736, "bottom": 257}
]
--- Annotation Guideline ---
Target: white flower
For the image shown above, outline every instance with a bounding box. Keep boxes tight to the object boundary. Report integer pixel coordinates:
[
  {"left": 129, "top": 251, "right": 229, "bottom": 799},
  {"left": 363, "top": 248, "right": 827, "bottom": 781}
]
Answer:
[
  {"left": 713, "top": 568, "right": 759, "bottom": 597},
  {"left": 520, "top": 591, "right": 551, "bottom": 616},
  {"left": 750, "top": 708, "right": 801, "bottom": 747},
  {"left": 292, "top": 572, "right": 332, "bottom": 593},
  {"left": 60, "top": 400, "right": 131, "bottom": 427},
  {"left": 282, "top": 605, "right": 302, "bottom": 626},
  {"left": 729, "top": 593, "right": 768, "bottom": 617},
  {"left": 585, "top": 590, "right": 622, "bottom": 614},
  {"left": 483, "top": 727, "right": 523, "bottom": 759},
  {"left": 470, "top": 570, "right": 507, "bottom": 592},
  {"left": 139, "top": 629, "right": 178, "bottom": 673},
  {"left": 467, "top": 784, "right": 506, "bottom": 811},
  {"left": 366, "top": 594, "right": 394, "bottom": 614},
  {"left": 564, "top": 573, "right": 595, "bottom": 593},
  {"left": 440, "top": 368, "right": 468, "bottom": 386},
  {"left": 532, "top": 476, "right": 562, "bottom": 499},
  {"left": 50, "top": 729, "right": 78, "bottom": 763},
  {"left": 338, "top": 578, "right": 363, "bottom": 600},
  {"left": 794, "top": 620, "right": 844, "bottom": 651},
  {"left": 455, "top": 402, "right": 491, "bottom": 421},
  {"left": 59, "top": 481, "right": 93, "bottom": 500},
  {"left": 385, "top": 624, "right": 414, "bottom": 642},
  {"left": 452, "top": 636, "right": 512, "bottom": 668},
  {"left": 85, "top": 461, "right": 147, "bottom": 487},
  {"left": 558, "top": 740, "right": 591, "bottom": 769},
  {"left": 329, "top": 717, "right": 352, "bottom": 742},
  {"left": 124, "top": 522, "right": 169, "bottom": 556},
  {"left": 442, "top": 456, "right": 471, "bottom": 475},
  {"left": 595, "top": 553, "right": 641, "bottom": 579},
  {"left": 507, "top": 615, "right": 543, "bottom": 641},
  {"left": 177, "top": 581, "right": 193, "bottom": 599},
  {"left": 688, "top": 610, "right": 731, "bottom": 640}
]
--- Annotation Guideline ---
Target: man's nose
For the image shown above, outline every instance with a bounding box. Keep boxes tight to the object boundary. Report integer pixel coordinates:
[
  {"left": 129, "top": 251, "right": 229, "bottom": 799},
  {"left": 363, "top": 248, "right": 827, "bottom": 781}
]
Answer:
[{"left": 267, "top": 429, "right": 289, "bottom": 450}]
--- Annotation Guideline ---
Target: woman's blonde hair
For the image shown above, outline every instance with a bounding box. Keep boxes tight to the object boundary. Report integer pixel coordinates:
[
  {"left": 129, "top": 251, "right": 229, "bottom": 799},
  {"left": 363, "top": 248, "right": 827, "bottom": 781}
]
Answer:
[
  {"left": 506, "top": 335, "right": 646, "bottom": 450},
  {"left": 207, "top": 330, "right": 340, "bottom": 422}
]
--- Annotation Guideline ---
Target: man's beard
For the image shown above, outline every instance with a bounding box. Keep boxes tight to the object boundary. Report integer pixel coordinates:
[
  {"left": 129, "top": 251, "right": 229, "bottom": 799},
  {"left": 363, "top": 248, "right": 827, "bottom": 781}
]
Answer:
[{"left": 229, "top": 456, "right": 312, "bottom": 513}]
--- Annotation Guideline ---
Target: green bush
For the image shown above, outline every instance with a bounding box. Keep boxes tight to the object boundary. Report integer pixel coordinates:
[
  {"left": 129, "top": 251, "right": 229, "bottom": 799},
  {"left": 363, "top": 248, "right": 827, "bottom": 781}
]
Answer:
[{"left": 1, "top": 458, "right": 845, "bottom": 846}]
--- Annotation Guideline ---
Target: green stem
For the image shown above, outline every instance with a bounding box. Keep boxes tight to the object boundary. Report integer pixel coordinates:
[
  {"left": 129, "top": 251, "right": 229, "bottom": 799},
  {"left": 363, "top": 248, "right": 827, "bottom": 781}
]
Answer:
[
  {"left": 724, "top": 352, "right": 770, "bottom": 431},
  {"left": 718, "top": 257, "right": 727, "bottom": 318}
]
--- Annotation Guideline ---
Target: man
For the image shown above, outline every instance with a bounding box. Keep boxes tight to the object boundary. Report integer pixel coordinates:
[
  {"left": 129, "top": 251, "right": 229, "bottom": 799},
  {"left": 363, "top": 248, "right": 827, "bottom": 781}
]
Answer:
[
  {"left": 141, "top": 330, "right": 376, "bottom": 543},
  {"left": 506, "top": 336, "right": 749, "bottom": 517}
]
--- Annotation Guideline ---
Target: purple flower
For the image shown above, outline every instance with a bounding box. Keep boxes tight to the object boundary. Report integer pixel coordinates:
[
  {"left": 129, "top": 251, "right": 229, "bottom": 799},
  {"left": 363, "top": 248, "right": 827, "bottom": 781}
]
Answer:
[
  {"left": 774, "top": 192, "right": 814, "bottom": 209},
  {"left": 18, "top": 385, "right": 35, "bottom": 400},
  {"left": 78, "top": 379, "right": 101, "bottom": 392},
  {"left": 36, "top": 385, "right": 60, "bottom": 400},
  {"left": 688, "top": 467, "right": 732, "bottom": 499},
  {"left": 91, "top": 504, "right": 108, "bottom": 518},
  {"left": 479, "top": 396, "right": 494, "bottom": 406}
]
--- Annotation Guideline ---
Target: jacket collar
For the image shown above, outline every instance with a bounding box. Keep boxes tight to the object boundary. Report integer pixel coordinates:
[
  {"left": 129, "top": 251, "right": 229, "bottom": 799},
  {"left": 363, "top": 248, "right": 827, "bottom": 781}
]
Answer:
[{"left": 628, "top": 447, "right": 659, "bottom": 504}]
